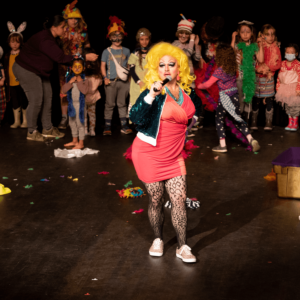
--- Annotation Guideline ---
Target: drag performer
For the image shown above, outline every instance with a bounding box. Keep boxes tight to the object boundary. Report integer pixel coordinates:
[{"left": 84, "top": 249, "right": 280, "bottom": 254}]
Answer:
[
  {"left": 101, "top": 16, "right": 131, "bottom": 135},
  {"left": 13, "top": 15, "right": 97, "bottom": 142},
  {"left": 231, "top": 20, "right": 264, "bottom": 117},
  {"left": 197, "top": 43, "right": 260, "bottom": 153},
  {"left": 4, "top": 21, "right": 28, "bottom": 129},
  {"left": 128, "top": 28, "right": 151, "bottom": 120},
  {"left": 58, "top": 0, "right": 90, "bottom": 130},
  {"left": 0, "top": 47, "right": 6, "bottom": 126},
  {"left": 251, "top": 24, "right": 281, "bottom": 131},
  {"left": 172, "top": 14, "right": 201, "bottom": 89},
  {"left": 130, "top": 42, "right": 201, "bottom": 263},
  {"left": 276, "top": 43, "right": 300, "bottom": 131}
]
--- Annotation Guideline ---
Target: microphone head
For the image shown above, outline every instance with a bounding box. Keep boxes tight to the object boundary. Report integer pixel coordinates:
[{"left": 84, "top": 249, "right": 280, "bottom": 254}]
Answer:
[{"left": 166, "top": 75, "right": 172, "bottom": 81}]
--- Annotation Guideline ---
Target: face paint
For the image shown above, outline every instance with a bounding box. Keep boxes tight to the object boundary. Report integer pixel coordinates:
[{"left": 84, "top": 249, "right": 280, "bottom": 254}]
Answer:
[{"left": 72, "top": 62, "right": 83, "bottom": 75}]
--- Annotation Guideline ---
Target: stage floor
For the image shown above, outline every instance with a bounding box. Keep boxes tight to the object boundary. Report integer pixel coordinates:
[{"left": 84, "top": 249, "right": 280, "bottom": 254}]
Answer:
[{"left": 0, "top": 124, "right": 300, "bottom": 300}]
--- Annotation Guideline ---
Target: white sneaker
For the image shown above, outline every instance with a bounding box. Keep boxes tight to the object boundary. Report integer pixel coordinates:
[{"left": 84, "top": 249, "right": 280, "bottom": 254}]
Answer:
[
  {"left": 176, "top": 245, "right": 196, "bottom": 263},
  {"left": 149, "top": 238, "right": 164, "bottom": 257}
]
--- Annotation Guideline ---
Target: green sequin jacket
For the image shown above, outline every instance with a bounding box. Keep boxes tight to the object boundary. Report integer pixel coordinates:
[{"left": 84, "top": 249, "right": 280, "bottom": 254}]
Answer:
[{"left": 129, "top": 88, "right": 201, "bottom": 146}]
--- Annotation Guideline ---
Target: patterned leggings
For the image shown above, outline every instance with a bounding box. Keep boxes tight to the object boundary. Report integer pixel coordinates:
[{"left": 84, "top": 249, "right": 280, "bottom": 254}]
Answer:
[
  {"left": 143, "top": 175, "right": 187, "bottom": 247},
  {"left": 85, "top": 103, "right": 96, "bottom": 131},
  {"left": 216, "top": 93, "right": 249, "bottom": 139}
]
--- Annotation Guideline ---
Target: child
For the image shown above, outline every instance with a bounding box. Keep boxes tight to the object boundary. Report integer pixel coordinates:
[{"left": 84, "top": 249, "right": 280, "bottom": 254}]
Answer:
[
  {"left": 62, "top": 57, "right": 89, "bottom": 149},
  {"left": 275, "top": 43, "right": 300, "bottom": 131},
  {"left": 231, "top": 20, "right": 264, "bottom": 118},
  {"left": 128, "top": 28, "right": 151, "bottom": 119},
  {"left": 251, "top": 24, "right": 281, "bottom": 131},
  {"left": 0, "top": 47, "right": 6, "bottom": 126},
  {"left": 101, "top": 16, "right": 132, "bottom": 136},
  {"left": 197, "top": 43, "right": 260, "bottom": 153},
  {"left": 4, "top": 21, "right": 28, "bottom": 128},
  {"left": 83, "top": 47, "right": 102, "bottom": 136}
]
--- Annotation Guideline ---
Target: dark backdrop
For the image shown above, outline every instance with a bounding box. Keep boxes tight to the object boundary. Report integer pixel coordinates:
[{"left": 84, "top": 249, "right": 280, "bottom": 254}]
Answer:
[{"left": 1, "top": 2, "right": 296, "bottom": 129}]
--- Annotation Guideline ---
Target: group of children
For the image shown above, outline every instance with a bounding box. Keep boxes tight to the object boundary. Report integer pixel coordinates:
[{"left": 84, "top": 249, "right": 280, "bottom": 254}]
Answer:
[{"left": 0, "top": 2, "right": 299, "bottom": 152}]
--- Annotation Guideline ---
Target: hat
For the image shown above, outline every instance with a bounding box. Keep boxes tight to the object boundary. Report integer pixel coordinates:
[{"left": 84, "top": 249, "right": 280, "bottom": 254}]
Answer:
[
  {"left": 63, "top": 0, "right": 83, "bottom": 19},
  {"left": 177, "top": 14, "right": 195, "bottom": 33},
  {"left": 7, "top": 21, "right": 27, "bottom": 37},
  {"left": 205, "top": 16, "right": 225, "bottom": 39},
  {"left": 136, "top": 28, "right": 151, "bottom": 41},
  {"left": 107, "top": 16, "right": 127, "bottom": 38},
  {"left": 0, "top": 184, "right": 11, "bottom": 196}
]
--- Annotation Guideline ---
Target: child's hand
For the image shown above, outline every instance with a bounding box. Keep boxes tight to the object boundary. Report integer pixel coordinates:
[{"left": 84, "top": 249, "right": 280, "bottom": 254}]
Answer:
[
  {"left": 104, "top": 78, "right": 110, "bottom": 85},
  {"left": 232, "top": 31, "right": 238, "bottom": 41},
  {"left": 69, "top": 77, "right": 76, "bottom": 84}
]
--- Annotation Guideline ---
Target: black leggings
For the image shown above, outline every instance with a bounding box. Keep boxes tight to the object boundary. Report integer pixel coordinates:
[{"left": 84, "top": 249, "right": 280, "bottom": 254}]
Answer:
[
  {"left": 215, "top": 93, "right": 250, "bottom": 139},
  {"left": 10, "top": 85, "right": 28, "bottom": 110},
  {"left": 143, "top": 175, "right": 187, "bottom": 247},
  {"left": 252, "top": 96, "right": 274, "bottom": 112}
]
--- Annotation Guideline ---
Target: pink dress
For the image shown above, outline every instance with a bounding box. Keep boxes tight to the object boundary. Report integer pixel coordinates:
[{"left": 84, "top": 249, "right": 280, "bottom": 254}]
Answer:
[{"left": 132, "top": 91, "right": 195, "bottom": 183}]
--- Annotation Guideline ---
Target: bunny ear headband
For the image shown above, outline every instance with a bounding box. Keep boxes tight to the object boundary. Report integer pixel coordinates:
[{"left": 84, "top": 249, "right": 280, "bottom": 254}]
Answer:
[{"left": 7, "top": 21, "right": 27, "bottom": 37}]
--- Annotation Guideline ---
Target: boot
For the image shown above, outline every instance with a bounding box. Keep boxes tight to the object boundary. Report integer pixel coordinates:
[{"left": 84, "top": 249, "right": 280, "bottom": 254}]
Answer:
[
  {"left": 290, "top": 116, "right": 299, "bottom": 131},
  {"left": 264, "top": 108, "right": 273, "bottom": 131},
  {"left": 250, "top": 110, "right": 259, "bottom": 130},
  {"left": 285, "top": 115, "right": 293, "bottom": 131},
  {"left": 20, "top": 109, "right": 28, "bottom": 128},
  {"left": 10, "top": 108, "right": 21, "bottom": 128}
]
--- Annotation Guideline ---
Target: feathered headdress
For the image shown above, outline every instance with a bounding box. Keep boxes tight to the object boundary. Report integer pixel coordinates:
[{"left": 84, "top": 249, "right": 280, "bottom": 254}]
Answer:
[
  {"left": 107, "top": 16, "right": 127, "bottom": 38},
  {"left": 7, "top": 22, "right": 27, "bottom": 37},
  {"left": 62, "top": 0, "right": 83, "bottom": 19}
]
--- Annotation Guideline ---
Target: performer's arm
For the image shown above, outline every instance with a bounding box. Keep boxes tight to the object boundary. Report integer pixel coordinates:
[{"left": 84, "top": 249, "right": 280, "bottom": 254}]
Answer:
[{"left": 197, "top": 76, "right": 218, "bottom": 90}]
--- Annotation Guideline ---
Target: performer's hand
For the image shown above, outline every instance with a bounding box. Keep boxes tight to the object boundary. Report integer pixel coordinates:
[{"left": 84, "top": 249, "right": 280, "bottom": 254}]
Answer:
[
  {"left": 190, "top": 34, "right": 196, "bottom": 41},
  {"left": 138, "top": 81, "right": 145, "bottom": 88},
  {"left": 104, "top": 78, "right": 110, "bottom": 85},
  {"left": 195, "top": 35, "right": 200, "bottom": 45},
  {"left": 149, "top": 81, "right": 163, "bottom": 98},
  {"left": 231, "top": 31, "right": 238, "bottom": 41},
  {"left": 69, "top": 77, "right": 76, "bottom": 84}
]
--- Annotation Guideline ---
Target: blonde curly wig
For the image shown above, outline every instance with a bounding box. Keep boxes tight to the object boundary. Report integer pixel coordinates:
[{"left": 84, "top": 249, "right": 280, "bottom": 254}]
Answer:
[{"left": 141, "top": 42, "right": 195, "bottom": 95}]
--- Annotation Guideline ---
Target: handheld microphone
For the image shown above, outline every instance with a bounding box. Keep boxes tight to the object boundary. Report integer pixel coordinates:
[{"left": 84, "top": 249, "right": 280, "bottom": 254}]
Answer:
[{"left": 154, "top": 76, "right": 172, "bottom": 92}]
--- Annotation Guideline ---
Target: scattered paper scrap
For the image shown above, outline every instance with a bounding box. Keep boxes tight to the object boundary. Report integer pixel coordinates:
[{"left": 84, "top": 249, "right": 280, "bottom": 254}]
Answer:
[
  {"left": 68, "top": 176, "right": 72, "bottom": 179},
  {"left": 0, "top": 184, "right": 11, "bottom": 195},
  {"left": 30, "top": 202, "right": 34, "bottom": 205},
  {"left": 55, "top": 137, "right": 60, "bottom": 139},
  {"left": 264, "top": 170, "right": 276, "bottom": 181},
  {"left": 108, "top": 182, "right": 116, "bottom": 185},
  {"left": 187, "top": 134, "right": 195, "bottom": 137},
  {"left": 2, "top": 177, "right": 8, "bottom": 179},
  {"left": 85, "top": 293, "right": 90, "bottom": 296},
  {"left": 124, "top": 180, "right": 132, "bottom": 188},
  {"left": 132, "top": 209, "right": 144, "bottom": 214},
  {"left": 214, "top": 156, "right": 219, "bottom": 160},
  {"left": 25, "top": 185, "right": 33, "bottom": 189},
  {"left": 268, "top": 144, "right": 272, "bottom": 146},
  {"left": 60, "top": 175, "right": 64, "bottom": 178},
  {"left": 73, "top": 178, "right": 78, "bottom": 181},
  {"left": 92, "top": 278, "right": 98, "bottom": 281},
  {"left": 40, "top": 179, "right": 49, "bottom": 182},
  {"left": 54, "top": 148, "right": 99, "bottom": 158},
  {"left": 254, "top": 152, "right": 259, "bottom": 154},
  {"left": 28, "top": 168, "right": 33, "bottom": 170},
  {"left": 13, "top": 179, "right": 17, "bottom": 181},
  {"left": 117, "top": 187, "right": 146, "bottom": 198},
  {"left": 98, "top": 171, "right": 109, "bottom": 175},
  {"left": 226, "top": 213, "right": 231, "bottom": 216}
]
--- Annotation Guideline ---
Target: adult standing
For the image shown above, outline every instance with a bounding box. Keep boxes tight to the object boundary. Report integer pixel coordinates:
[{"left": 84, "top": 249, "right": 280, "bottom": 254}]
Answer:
[
  {"left": 13, "top": 15, "right": 97, "bottom": 142},
  {"left": 58, "top": 0, "right": 90, "bottom": 130},
  {"left": 130, "top": 43, "right": 201, "bottom": 263}
]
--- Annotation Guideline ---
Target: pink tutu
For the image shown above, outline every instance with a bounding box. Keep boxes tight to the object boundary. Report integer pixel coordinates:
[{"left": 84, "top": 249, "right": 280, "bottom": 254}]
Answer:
[{"left": 275, "top": 83, "right": 300, "bottom": 106}]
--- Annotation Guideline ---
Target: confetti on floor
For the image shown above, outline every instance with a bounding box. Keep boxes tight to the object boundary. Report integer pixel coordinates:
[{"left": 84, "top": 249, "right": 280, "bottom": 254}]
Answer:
[
  {"left": 60, "top": 175, "right": 65, "bottom": 178},
  {"left": 254, "top": 152, "right": 259, "bottom": 154},
  {"left": 214, "top": 156, "right": 219, "bottom": 160},
  {"left": 124, "top": 180, "right": 132, "bottom": 188},
  {"left": 28, "top": 168, "right": 33, "bottom": 171},
  {"left": 68, "top": 176, "right": 72, "bottom": 179},
  {"left": 226, "top": 213, "right": 231, "bottom": 216},
  {"left": 2, "top": 177, "right": 8, "bottom": 179},
  {"left": 73, "top": 178, "right": 78, "bottom": 181},
  {"left": 108, "top": 182, "right": 116, "bottom": 185},
  {"left": 40, "top": 179, "right": 49, "bottom": 182},
  {"left": 30, "top": 202, "right": 34, "bottom": 205},
  {"left": 92, "top": 278, "right": 98, "bottom": 281},
  {"left": 132, "top": 209, "right": 144, "bottom": 214},
  {"left": 98, "top": 171, "right": 109, "bottom": 175},
  {"left": 264, "top": 170, "right": 276, "bottom": 181},
  {"left": 232, "top": 147, "right": 236, "bottom": 149},
  {"left": 25, "top": 185, "right": 33, "bottom": 189},
  {"left": 117, "top": 187, "right": 146, "bottom": 198}
]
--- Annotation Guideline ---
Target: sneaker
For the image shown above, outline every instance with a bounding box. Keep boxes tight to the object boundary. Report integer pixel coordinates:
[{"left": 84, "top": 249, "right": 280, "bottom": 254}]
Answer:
[
  {"left": 42, "top": 127, "right": 65, "bottom": 138},
  {"left": 176, "top": 245, "right": 196, "bottom": 263},
  {"left": 250, "top": 139, "right": 260, "bottom": 152},
  {"left": 212, "top": 145, "right": 227, "bottom": 153},
  {"left": 103, "top": 128, "right": 112, "bottom": 136},
  {"left": 27, "top": 130, "right": 45, "bottom": 142},
  {"left": 120, "top": 127, "right": 132, "bottom": 134},
  {"left": 58, "top": 117, "right": 68, "bottom": 129},
  {"left": 149, "top": 238, "right": 164, "bottom": 257}
]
